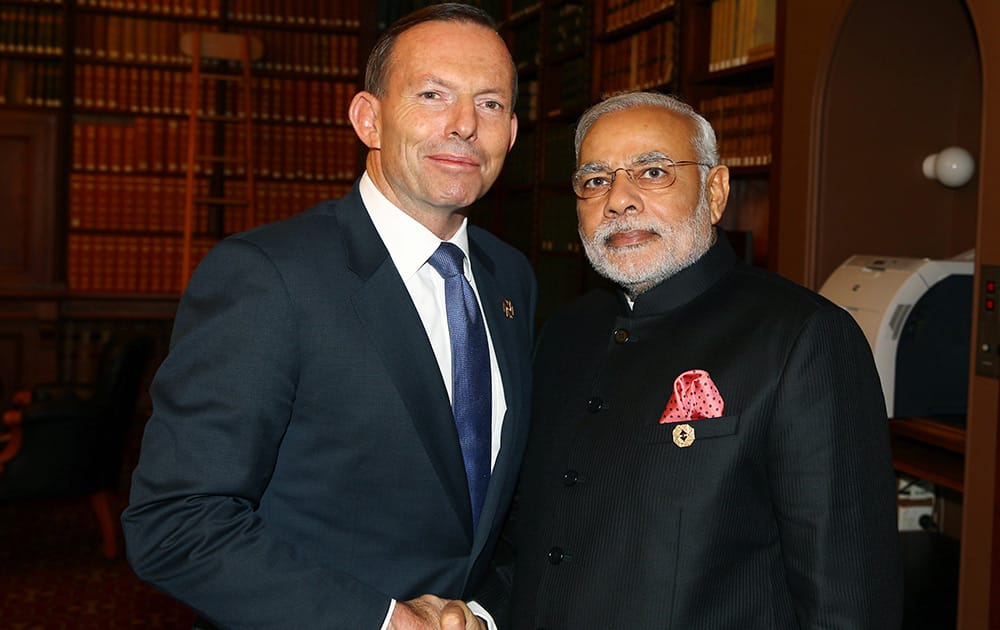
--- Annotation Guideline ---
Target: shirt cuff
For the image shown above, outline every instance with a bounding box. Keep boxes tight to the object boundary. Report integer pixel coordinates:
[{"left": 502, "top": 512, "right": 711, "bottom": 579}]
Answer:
[
  {"left": 380, "top": 599, "right": 396, "bottom": 630},
  {"left": 468, "top": 600, "right": 498, "bottom": 630}
]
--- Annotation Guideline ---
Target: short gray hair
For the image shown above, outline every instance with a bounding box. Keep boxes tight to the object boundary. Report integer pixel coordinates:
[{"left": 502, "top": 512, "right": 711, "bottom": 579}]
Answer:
[{"left": 574, "top": 91, "right": 719, "bottom": 166}]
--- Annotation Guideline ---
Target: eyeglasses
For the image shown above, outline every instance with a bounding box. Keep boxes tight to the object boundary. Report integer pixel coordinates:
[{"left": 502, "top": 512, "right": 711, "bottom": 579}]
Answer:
[{"left": 571, "top": 159, "right": 712, "bottom": 199}]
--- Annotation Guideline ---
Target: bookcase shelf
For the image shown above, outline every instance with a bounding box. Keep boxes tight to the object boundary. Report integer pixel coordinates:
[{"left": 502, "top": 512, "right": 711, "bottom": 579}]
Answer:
[
  {"left": 492, "top": 0, "right": 779, "bottom": 323},
  {"left": 0, "top": 0, "right": 368, "bottom": 389}
]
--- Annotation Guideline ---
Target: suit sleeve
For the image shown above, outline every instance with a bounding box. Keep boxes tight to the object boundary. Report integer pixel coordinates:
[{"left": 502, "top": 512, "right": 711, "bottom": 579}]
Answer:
[
  {"left": 121, "top": 238, "right": 390, "bottom": 630},
  {"left": 768, "top": 304, "right": 904, "bottom": 628}
]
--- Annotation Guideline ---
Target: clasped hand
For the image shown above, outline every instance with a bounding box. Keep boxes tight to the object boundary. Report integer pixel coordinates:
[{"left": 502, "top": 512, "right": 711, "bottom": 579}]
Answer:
[{"left": 389, "top": 594, "right": 486, "bottom": 630}]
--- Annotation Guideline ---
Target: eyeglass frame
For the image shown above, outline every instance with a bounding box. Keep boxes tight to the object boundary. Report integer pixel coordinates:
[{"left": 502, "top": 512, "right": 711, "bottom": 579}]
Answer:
[{"left": 571, "top": 158, "right": 713, "bottom": 199}]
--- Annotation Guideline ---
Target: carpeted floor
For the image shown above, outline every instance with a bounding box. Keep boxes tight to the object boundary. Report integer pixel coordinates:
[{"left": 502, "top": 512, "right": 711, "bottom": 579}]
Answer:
[{"left": 0, "top": 494, "right": 196, "bottom": 629}]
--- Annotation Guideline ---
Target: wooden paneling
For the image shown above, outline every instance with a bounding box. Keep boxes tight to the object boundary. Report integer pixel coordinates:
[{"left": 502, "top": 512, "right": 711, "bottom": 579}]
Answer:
[
  {"left": 777, "top": 0, "right": 1000, "bottom": 625},
  {"left": 0, "top": 111, "right": 61, "bottom": 290},
  {"left": 0, "top": 299, "right": 59, "bottom": 393}
]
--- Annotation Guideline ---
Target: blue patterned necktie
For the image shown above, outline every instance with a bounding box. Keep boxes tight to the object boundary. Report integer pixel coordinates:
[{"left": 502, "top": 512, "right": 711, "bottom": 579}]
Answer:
[{"left": 427, "top": 242, "right": 492, "bottom": 532}]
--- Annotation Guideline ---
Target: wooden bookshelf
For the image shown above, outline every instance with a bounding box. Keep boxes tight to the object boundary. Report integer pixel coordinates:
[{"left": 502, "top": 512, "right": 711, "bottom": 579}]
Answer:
[
  {"left": 890, "top": 417, "right": 966, "bottom": 493},
  {"left": 0, "top": 0, "right": 370, "bottom": 389},
  {"left": 64, "top": 2, "right": 361, "bottom": 295},
  {"left": 494, "top": 0, "right": 780, "bottom": 323}
]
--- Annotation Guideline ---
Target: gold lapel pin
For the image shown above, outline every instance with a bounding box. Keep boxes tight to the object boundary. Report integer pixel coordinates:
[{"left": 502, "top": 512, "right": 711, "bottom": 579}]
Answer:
[
  {"left": 502, "top": 299, "right": 514, "bottom": 320},
  {"left": 672, "top": 423, "right": 695, "bottom": 448}
]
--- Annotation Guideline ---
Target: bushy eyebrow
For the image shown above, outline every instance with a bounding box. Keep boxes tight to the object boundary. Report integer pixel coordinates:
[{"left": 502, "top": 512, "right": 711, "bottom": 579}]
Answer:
[{"left": 576, "top": 151, "right": 672, "bottom": 173}]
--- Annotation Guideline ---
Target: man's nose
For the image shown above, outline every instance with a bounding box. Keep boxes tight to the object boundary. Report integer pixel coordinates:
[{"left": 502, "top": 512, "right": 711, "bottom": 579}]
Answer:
[
  {"left": 603, "top": 172, "right": 643, "bottom": 217},
  {"left": 448, "top": 97, "right": 478, "bottom": 140}
]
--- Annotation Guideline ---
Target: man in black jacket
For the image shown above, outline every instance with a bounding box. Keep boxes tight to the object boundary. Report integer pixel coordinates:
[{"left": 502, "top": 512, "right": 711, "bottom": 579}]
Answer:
[{"left": 500, "top": 91, "right": 902, "bottom": 629}]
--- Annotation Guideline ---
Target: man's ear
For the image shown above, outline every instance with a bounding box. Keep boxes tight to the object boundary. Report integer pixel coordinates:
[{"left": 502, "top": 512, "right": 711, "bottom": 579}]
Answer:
[
  {"left": 706, "top": 165, "right": 730, "bottom": 225},
  {"left": 349, "top": 91, "right": 381, "bottom": 149},
  {"left": 507, "top": 112, "right": 518, "bottom": 153}
]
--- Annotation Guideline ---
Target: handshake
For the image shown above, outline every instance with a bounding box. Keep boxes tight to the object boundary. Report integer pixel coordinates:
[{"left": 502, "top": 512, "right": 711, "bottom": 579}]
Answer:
[{"left": 389, "top": 595, "right": 488, "bottom": 630}]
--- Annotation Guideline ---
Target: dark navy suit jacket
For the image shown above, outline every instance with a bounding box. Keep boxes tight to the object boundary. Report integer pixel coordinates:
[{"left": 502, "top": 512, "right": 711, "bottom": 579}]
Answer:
[{"left": 122, "top": 183, "right": 537, "bottom": 629}]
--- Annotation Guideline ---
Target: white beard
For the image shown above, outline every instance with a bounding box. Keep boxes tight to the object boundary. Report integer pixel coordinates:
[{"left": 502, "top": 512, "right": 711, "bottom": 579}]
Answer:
[{"left": 579, "top": 194, "right": 715, "bottom": 298}]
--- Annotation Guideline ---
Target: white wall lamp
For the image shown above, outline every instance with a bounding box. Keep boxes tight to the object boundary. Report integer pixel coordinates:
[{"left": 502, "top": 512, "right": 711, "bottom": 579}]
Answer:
[{"left": 922, "top": 146, "right": 977, "bottom": 188}]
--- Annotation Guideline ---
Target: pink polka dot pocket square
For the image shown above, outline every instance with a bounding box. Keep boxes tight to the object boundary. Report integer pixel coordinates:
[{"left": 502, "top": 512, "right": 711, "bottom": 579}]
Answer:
[{"left": 659, "top": 369, "right": 725, "bottom": 424}]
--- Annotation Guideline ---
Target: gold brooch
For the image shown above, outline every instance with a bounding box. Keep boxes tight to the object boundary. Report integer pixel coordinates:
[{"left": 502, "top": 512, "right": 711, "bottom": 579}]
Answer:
[{"left": 672, "top": 423, "right": 695, "bottom": 448}]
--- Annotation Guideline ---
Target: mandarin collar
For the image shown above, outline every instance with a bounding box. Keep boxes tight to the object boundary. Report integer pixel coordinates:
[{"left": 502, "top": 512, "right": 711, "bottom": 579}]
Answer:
[{"left": 624, "top": 230, "right": 739, "bottom": 317}]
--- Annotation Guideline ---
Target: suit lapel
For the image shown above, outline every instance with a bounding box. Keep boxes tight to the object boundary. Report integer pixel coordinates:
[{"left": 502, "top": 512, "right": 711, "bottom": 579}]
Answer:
[
  {"left": 338, "top": 190, "right": 474, "bottom": 539},
  {"left": 468, "top": 239, "right": 526, "bottom": 555}
]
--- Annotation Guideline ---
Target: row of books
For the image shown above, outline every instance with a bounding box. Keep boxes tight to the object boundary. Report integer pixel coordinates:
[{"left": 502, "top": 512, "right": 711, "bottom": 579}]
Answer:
[
  {"left": 0, "top": 59, "right": 61, "bottom": 107},
  {"left": 67, "top": 179, "right": 349, "bottom": 294},
  {"left": 70, "top": 173, "right": 211, "bottom": 233},
  {"left": 511, "top": 17, "right": 540, "bottom": 70},
  {"left": 74, "top": 14, "right": 210, "bottom": 65},
  {"left": 0, "top": 5, "right": 64, "bottom": 55},
  {"left": 708, "top": 0, "right": 777, "bottom": 72},
  {"left": 547, "top": 56, "right": 588, "bottom": 116},
  {"left": 74, "top": 0, "right": 361, "bottom": 27},
  {"left": 68, "top": 233, "right": 215, "bottom": 294},
  {"left": 515, "top": 79, "right": 539, "bottom": 123},
  {"left": 225, "top": 0, "right": 361, "bottom": 27},
  {"left": 73, "top": 64, "right": 356, "bottom": 124},
  {"left": 69, "top": 173, "right": 350, "bottom": 234},
  {"left": 602, "top": 0, "right": 675, "bottom": 34},
  {"left": 76, "top": 0, "right": 221, "bottom": 19},
  {"left": 699, "top": 87, "right": 773, "bottom": 167},
  {"left": 231, "top": 27, "right": 359, "bottom": 76},
  {"left": 71, "top": 14, "right": 359, "bottom": 77},
  {"left": 548, "top": 3, "right": 584, "bottom": 58},
  {"left": 72, "top": 119, "right": 359, "bottom": 181},
  {"left": 599, "top": 20, "right": 675, "bottom": 94}
]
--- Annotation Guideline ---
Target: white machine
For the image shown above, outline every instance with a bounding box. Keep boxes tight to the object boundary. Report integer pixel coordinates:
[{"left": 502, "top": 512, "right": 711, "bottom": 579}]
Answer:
[{"left": 819, "top": 254, "right": 973, "bottom": 418}]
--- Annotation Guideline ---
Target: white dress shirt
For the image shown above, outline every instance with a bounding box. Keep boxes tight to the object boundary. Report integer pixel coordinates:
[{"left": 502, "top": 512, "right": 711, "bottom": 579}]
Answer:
[{"left": 360, "top": 173, "right": 502, "bottom": 630}]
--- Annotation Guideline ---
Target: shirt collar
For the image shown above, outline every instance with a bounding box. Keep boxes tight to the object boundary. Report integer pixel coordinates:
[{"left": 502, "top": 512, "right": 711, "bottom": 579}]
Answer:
[
  {"left": 359, "top": 172, "right": 472, "bottom": 280},
  {"left": 627, "top": 230, "right": 739, "bottom": 317}
]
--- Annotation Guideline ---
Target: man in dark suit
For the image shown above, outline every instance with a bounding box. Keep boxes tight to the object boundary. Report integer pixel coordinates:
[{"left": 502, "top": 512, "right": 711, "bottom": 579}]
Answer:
[
  {"left": 499, "top": 92, "right": 902, "bottom": 628},
  {"left": 121, "top": 5, "right": 535, "bottom": 629}
]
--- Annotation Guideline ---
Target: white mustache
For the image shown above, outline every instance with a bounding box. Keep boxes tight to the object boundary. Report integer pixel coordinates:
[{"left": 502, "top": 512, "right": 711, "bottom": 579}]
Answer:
[{"left": 593, "top": 218, "right": 664, "bottom": 245}]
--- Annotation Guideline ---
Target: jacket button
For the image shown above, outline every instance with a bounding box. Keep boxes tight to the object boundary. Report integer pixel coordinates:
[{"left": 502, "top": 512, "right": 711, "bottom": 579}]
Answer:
[
  {"left": 547, "top": 547, "right": 565, "bottom": 564},
  {"left": 587, "top": 397, "right": 603, "bottom": 412},
  {"left": 612, "top": 328, "right": 630, "bottom": 344},
  {"left": 562, "top": 470, "right": 579, "bottom": 486}
]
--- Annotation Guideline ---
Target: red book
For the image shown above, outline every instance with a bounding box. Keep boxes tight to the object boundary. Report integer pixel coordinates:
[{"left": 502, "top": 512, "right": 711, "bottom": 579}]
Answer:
[
  {"left": 93, "top": 65, "right": 107, "bottom": 108},
  {"left": 149, "top": 237, "right": 164, "bottom": 294},
  {"left": 68, "top": 235, "right": 82, "bottom": 292},
  {"left": 120, "top": 176, "right": 135, "bottom": 231},
  {"left": 301, "top": 126, "right": 314, "bottom": 181},
  {"left": 165, "top": 119, "right": 180, "bottom": 174},
  {"left": 122, "top": 123, "right": 135, "bottom": 173},
  {"left": 147, "top": 176, "right": 162, "bottom": 232},
  {"left": 109, "top": 124, "right": 123, "bottom": 173},
  {"left": 69, "top": 174, "right": 84, "bottom": 229},
  {"left": 72, "top": 123, "right": 85, "bottom": 170},
  {"left": 136, "top": 236, "right": 151, "bottom": 293},
  {"left": 95, "top": 124, "right": 109, "bottom": 172}
]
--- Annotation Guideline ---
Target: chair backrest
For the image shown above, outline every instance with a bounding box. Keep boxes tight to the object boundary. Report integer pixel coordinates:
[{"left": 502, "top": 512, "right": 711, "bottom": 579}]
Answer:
[
  {"left": 93, "top": 333, "right": 155, "bottom": 417},
  {"left": 92, "top": 333, "right": 155, "bottom": 488}
]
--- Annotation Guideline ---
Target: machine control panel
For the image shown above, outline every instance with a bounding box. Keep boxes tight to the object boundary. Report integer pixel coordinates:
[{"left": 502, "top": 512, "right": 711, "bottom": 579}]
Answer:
[{"left": 976, "top": 264, "right": 1000, "bottom": 378}]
